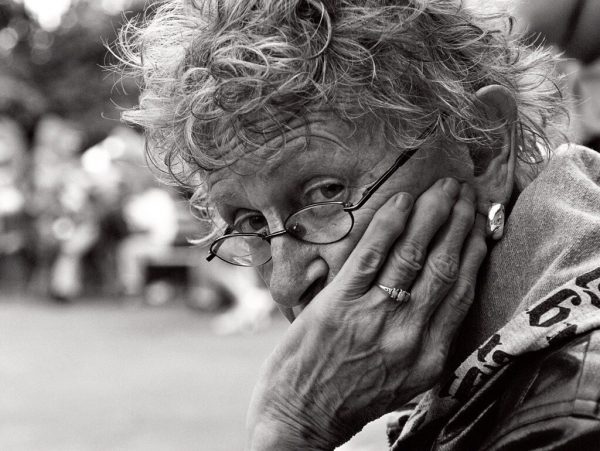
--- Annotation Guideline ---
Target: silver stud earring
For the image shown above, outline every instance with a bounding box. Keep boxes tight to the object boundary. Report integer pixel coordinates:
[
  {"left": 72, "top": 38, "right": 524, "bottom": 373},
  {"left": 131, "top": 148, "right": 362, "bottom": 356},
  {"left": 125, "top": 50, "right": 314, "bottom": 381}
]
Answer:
[{"left": 486, "top": 203, "right": 505, "bottom": 240}]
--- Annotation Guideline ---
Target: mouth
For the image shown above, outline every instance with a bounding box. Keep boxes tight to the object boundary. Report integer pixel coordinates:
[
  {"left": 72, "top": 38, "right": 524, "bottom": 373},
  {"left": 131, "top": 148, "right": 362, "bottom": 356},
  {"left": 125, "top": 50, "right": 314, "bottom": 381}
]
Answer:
[{"left": 292, "top": 277, "right": 326, "bottom": 319}]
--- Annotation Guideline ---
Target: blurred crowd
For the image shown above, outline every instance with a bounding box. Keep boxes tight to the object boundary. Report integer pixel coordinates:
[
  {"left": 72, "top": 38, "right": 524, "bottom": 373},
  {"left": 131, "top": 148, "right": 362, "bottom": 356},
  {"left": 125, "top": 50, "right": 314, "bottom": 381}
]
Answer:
[
  {"left": 0, "top": 114, "right": 275, "bottom": 332},
  {"left": 0, "top": 0, "right": 277, "bottom": 335},
  {"left": 1, "top": 115, "right": 186, "bottom": 301}
]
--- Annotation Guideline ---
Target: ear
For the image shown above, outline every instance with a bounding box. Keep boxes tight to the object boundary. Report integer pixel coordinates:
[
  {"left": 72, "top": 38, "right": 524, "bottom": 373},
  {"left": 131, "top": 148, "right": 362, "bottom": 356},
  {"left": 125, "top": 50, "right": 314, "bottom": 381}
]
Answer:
[{"left": 471, "top": 85, "right": 518, "bottom": 215}]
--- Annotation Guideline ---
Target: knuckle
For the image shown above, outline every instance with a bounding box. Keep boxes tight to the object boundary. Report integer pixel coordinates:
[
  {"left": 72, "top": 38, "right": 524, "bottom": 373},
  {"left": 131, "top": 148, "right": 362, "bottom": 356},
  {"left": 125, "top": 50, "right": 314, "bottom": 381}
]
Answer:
[
  {"left": 432, "top": 177, "right": 459, "bottom": 200},
  {"left": 374, "top": 199, "right": 406, "bottom": 221},
  {"left": 456, "top": 275, "right": 475, "bottom": 297},
  {"left": 452, "top": 277, "right": 475, "bottom": 315},
  {"left": 427, "top": 253, "right": 460, "bottom": 284},
  {"left": 370, "top": 207, "right": 404, "bottom": 236},
  {"left": 452, "top": 296, "right": 472, "bottom": 318},
  {"left": 454, "top": 200, "right": 476, "bottom": 226},
  {"left": 414, "top": 185, "right": 454, "bottom": 218},
  {"left": 420, "top": 188, "right": 450, "bottom": 210},
  {"left": 355, "top": 246, "right": 384, "bottom": 275},
  {"left": 395, "top": 240, "right": 425, "bottom": 273},
  {"left": 376, "top": 212, "right": 400, "bottom": 231}
]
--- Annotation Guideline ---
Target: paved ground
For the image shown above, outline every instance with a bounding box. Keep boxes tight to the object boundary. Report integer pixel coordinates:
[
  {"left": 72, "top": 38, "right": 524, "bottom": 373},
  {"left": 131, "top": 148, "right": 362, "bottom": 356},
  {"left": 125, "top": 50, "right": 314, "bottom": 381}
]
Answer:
[{"left": 0, "top": 295, "right": 388, "bottom": 451}]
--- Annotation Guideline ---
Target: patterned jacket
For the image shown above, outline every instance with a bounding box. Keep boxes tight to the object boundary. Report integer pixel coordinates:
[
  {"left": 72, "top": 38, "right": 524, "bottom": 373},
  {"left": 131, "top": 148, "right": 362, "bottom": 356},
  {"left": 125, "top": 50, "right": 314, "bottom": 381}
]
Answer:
[{"left": 390, "top": 145, "right": 600, "bottom": 450}]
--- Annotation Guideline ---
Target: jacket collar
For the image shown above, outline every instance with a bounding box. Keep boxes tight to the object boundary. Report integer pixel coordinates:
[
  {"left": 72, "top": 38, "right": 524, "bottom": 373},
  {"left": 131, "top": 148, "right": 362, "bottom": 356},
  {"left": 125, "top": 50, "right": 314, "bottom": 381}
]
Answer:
[{"left": 397, "top": 144, "right": 600, "bottom": 441}]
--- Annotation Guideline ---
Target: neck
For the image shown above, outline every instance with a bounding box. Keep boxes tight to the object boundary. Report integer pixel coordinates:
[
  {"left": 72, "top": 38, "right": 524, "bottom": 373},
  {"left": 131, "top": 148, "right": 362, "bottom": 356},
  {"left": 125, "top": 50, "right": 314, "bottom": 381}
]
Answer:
[
  {"left": 447, "top": 249, "right": 521, "bottom": 370},
  {"left": 448, "top": 188, "right": 523, "bottom": 367},
  {"left": 445, "top": 145, "right": 600, "bottom": 370}
]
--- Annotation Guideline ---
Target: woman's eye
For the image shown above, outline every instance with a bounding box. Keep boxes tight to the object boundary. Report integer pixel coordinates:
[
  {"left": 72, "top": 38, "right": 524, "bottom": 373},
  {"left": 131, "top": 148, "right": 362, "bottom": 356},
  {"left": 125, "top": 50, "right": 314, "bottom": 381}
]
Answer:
[
  {"left": 233, "top": 213, "right": 268, "bottom": 233},
  {"left": 308, "top": 183, "right": 346, "bottom": 203}
]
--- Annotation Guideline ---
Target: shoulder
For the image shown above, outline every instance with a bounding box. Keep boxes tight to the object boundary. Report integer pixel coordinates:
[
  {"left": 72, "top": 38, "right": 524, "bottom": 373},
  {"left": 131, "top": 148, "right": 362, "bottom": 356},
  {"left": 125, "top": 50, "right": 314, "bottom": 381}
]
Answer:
[
  {"left": 482, "top": 328, "right": 600, "bottom": 450},
  {"left": 549, "top": 143, "right": 600, "bottom": 177}
]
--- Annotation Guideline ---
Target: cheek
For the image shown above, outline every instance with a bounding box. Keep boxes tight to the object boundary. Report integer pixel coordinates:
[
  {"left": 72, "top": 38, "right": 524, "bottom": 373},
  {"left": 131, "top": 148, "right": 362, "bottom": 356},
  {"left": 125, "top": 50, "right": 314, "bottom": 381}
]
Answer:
[
  {"left": 318, "top": 230, "right": 363, "bottom": 281},
  {"left": 311, "top": 205, "right": 381, "bottom": 281}
]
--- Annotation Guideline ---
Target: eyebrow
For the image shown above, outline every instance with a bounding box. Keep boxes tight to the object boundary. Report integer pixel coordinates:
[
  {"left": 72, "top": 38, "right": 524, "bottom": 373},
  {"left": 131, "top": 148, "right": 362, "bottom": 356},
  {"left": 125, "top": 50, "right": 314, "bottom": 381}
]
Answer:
[
  {"left": 207, "top": 126, "right": 363, "bottom": 215},
  {"left": 211, "top": 134, "right": 352, "bottom": 185},
  {"left": 209, "top": 189, "right": 238, "bottom": 207}
]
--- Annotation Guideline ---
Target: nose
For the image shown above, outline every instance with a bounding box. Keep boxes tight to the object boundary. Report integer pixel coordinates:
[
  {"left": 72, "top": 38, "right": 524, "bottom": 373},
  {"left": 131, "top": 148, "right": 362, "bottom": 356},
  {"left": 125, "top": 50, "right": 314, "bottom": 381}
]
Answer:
[{"left": 263, "top": 233, "right": 325, "bottom": 309}]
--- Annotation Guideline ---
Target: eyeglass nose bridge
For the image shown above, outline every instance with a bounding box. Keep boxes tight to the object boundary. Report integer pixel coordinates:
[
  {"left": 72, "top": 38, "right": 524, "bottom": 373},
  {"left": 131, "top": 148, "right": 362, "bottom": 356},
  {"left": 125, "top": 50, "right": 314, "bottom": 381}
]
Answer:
[
  {"left": 206, "top": 219, "right": 305, "bottom": 263},
  {"left": 260, "top": 228, "right": 288, "bottom": 242}
]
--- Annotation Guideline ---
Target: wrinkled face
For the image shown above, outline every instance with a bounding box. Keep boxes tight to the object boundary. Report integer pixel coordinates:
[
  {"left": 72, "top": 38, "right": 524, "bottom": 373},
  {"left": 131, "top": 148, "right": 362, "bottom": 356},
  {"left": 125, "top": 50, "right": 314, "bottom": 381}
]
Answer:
[{"left": 208, "top": 113, "right": 471, "bottom": 321}]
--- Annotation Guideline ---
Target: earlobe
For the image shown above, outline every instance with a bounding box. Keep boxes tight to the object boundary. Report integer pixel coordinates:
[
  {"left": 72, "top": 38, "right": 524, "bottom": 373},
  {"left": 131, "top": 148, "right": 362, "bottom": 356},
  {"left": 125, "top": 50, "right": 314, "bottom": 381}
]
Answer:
[{"left": 471, "top": 85, "right": 519, "bottom": 216}]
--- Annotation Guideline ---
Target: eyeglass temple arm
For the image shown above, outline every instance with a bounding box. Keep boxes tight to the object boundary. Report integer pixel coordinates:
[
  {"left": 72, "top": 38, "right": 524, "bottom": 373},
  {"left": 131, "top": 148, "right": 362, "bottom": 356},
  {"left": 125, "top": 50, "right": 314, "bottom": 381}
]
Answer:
[
  {"left": 344, "top": 122, "right": 437, "bottom": 212},
  {"left": 206, "top": 226, "right": 233, "bottom": 261},
  {"left": 344, "top": 145, "right": 419, "bottom": 212}
]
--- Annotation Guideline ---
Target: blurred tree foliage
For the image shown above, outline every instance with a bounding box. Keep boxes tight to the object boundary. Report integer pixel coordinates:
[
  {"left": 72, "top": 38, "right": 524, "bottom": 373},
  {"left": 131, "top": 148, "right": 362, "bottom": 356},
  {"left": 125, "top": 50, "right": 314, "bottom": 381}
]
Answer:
[{"left": 0, "top": 0, "right": 145, "bottom": 147}]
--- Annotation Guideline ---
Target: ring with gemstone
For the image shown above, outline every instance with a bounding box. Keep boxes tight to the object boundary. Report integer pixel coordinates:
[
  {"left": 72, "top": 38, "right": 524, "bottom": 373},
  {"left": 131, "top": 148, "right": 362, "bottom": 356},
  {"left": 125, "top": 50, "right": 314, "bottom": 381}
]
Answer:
[{"left": 376, "top": 284, "right": 411, "bottom": 304}]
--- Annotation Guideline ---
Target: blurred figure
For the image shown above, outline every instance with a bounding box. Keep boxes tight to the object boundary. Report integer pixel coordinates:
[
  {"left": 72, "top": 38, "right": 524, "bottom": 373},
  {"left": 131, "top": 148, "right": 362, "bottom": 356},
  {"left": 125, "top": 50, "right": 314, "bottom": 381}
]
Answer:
[
  {"left": 29, "top": 115, "right": 83, "bottom": 297},
  {"left": 0, "top": 117, "right": 31, "bottom": 290},
  {"left": 81, "top": 127, "right": 149, "bottom": 297},
  {"left": 117, "top": 187, "right": 179, "bottom": 297},
  {"left": 101, "top": 129, "right": 276, "bottom": 325},
  {"left": 19, "top": 115, "right": 274, "bottom": 318},
  {"left": 0, "top": 118, "right": 27, "bottom": 254},
  {"left": 513, "top": 0, "right": 600, "bottom": 150},
  {"left": 48, "top": 169, "right": 101, "bottom": 300}
]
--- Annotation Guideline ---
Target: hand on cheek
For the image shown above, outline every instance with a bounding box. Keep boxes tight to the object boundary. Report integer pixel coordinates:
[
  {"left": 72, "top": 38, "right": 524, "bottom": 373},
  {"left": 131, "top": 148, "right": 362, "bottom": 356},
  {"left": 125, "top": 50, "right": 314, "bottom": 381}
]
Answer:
[{"left": 247, "top": 177, "right": 487, "bottom": 450}]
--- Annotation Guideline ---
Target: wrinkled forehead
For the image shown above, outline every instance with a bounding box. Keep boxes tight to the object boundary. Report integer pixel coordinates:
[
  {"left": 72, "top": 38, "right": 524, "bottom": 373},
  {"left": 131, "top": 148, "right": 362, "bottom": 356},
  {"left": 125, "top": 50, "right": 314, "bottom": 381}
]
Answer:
[{"left": 207, "top": 111, "right": 380, "bottom": 188}]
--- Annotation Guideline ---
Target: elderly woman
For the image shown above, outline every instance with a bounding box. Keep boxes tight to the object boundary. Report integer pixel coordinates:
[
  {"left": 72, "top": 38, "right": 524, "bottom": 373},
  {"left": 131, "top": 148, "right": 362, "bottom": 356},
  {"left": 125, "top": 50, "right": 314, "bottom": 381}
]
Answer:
[{"left": 119, "top": 0, "right": 600, "bottom": 449}]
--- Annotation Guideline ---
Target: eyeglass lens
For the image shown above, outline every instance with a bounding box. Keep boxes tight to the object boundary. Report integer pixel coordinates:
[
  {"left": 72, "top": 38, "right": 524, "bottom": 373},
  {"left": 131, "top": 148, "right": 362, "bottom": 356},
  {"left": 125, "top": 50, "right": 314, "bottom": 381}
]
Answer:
[
  {"left": 213, "top": 203, "right": 353, "bottom": 266},
  {"left": 213, "top": 234, "right": 272, "bottom": 266},
  {"left": 285, "top": 203, "right": 352, "bottom": 243}
]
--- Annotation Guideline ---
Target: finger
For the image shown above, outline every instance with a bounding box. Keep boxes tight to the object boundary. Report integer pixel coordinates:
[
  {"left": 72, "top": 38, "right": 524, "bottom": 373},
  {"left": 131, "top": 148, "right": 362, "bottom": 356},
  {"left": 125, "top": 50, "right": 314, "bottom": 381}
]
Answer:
[
  {"left": 406, "top": 183, "right": 476, "bottom": 322},
  {"left": 376, "top": 177, "right": 461, "bottom": 293},
  {"left": 429, "top": 213, "right": 487, "bottom": 341},
  {"left": 335, "top": 192, "right": 414, "bottom": 297}
]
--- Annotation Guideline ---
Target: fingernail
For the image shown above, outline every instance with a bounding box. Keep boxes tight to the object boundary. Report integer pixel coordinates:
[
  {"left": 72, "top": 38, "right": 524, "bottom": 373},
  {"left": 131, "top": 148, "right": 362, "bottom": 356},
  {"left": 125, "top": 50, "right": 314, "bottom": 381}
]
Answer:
[
  {"left": 460, "top": 183, "right": 476, "bottom": 204},
  {"left": 442, "top": 178, "right": 460, "bottom": 198},
  {"left": 396, "top": 193, "right": 413, "bottom": 211}
]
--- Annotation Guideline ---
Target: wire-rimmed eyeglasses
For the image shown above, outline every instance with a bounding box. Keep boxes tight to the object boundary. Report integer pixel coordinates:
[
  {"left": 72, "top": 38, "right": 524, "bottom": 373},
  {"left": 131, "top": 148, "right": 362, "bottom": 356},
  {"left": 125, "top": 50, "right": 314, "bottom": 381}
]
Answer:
[{"left": 206, "top": 124, "right": 435, "bottom": 266}]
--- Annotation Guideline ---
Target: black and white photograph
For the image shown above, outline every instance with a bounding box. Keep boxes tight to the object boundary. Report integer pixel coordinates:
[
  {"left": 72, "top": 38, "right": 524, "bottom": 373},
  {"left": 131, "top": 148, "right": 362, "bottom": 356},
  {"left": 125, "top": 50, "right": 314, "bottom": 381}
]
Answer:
[{"left": 1, "top": 0, "right": 600, "bottom": 450}]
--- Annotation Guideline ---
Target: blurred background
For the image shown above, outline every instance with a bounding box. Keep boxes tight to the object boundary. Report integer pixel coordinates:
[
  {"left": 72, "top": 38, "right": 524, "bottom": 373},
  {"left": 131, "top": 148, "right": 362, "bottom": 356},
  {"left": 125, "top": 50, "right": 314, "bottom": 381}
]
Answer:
[
  {"left": 0, "top": 0, "right": 599, "bottom": 450},
  {"left": 0, "top": 0, "right": 390, "bottom": 449},
  {"left": 0, "top": 1, "right": 286, "bottom": 450}
]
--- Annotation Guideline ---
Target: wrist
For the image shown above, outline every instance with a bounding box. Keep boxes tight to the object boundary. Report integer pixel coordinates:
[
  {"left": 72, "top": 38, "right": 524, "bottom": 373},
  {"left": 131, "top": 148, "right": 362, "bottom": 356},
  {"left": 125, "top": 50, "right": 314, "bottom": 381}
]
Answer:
[{"left": 247, "top": 417, "right": 330, "bottom": 451}]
